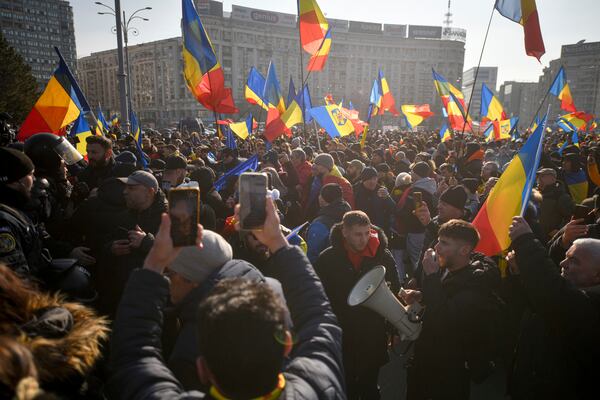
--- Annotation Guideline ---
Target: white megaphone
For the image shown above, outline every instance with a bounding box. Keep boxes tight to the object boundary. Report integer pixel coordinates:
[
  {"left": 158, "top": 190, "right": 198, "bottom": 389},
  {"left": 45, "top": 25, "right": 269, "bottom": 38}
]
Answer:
[{"left": 348, "top": 266, "right": 423, "bottom": 341}]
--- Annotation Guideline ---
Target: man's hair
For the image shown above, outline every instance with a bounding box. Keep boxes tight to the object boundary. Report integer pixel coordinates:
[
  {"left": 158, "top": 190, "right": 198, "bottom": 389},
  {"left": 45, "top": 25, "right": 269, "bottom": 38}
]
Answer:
[
  {"left": 291, "top": 148, "right": 306, "bottom": 162},
  {"left": 197, "top": 278, "right": 287, "bottom": 398},
  {"left": 572, "top": 238, "right": 600, "bottom": 260},
  {"left": 86, "top": 135, "right": 112, "bottom": 150},
  {"left": 320, "top": 183, "right": 343, "bottom": 204},
  {"left": 342, "top": 210, "right": 371, "bottom": 228},
  {"left": 438, "top": 219, "right": 480, "bottom": 249}
]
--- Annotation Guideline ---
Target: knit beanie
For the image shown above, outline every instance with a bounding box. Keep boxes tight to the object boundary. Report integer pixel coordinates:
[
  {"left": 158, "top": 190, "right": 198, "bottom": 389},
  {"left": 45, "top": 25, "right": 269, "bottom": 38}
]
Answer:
[
  {"left": 411, "top": 161, "right": 431, "bottom": 179},
  {"left": 320, "top": 183, "right": 343, "bottom": 204},
  {"left": 0, "top": 147, "right": 34, "bottom": 184},
  {"left": 440, "top": 185, "right": 468, "bottom": 211},
  {"left": 360, "top": 167, "right": 378, "bottom": 181}
]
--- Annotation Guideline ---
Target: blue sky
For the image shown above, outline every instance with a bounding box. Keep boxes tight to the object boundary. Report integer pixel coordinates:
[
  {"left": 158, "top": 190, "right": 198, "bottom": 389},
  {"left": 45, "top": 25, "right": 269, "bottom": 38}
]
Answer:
[{"left": 73, "top": 0, "right": 600, "bottom": 88}]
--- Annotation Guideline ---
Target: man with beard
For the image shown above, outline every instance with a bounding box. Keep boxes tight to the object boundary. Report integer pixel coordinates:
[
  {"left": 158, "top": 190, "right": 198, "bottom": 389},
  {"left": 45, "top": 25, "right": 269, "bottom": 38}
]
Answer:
[
  {"left": 345, "top": 160, "right": 365, "bottom": 185},
  {"left": 403, "top": 220, "right": 501, "bottom": 399},
  {"left": 77, "top": 135, "right": 117, "bottom": 190}
]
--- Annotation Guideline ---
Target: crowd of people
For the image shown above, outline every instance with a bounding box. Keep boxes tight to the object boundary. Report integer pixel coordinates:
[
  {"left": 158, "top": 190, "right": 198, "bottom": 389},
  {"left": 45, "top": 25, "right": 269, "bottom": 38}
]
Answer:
[{"left": 1, "top": 122, "right": 600, "bottom": 399}]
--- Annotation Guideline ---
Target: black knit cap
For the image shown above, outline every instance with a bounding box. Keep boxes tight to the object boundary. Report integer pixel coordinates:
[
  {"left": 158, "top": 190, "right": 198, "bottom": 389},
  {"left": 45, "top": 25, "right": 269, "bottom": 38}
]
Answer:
[
  {"left": 360, "top": 167, "right": 378, "bottom": 181},
  {"left": 0, "top": 147, "right": 34, "bottom": 184},
  {"left": 320, "top": 183, "right": 343, "bottom": 204},
  {"left": 440, "top": 185, "right": 468, "bottom": 211}
]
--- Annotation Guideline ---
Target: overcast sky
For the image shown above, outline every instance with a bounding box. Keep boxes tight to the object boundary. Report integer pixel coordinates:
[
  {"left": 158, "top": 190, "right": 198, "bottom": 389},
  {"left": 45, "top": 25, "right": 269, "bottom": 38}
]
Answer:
[{"left": 72, "top": 0, "right": 600, "bottom": 88}]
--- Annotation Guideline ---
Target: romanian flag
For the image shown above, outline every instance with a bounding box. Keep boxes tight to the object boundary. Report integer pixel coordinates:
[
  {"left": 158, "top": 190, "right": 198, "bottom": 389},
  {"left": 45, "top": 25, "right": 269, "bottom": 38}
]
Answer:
[
  {"left": 480, "top": 83, "right": 507, "bottom": 123},
  {"left": 565, "top": 170, "right": 589, "bottom": 204},
  {"left": 432, "top": 69, "right": 472, "bottom": 131},
  {"left": 182, "top": 0, "right": 237, "bottom": 113},
  {"left": 549, "top": 67, "right": 576, "bottom": 113},
  {"left": 298, "top": 0, "right": 329, "bottom": 55},
  {"left": 69, "top": 114, "right": 93, "bottom": 156},
  {"left": 109, "top": 114, "right": 119, "bottom": 127},
  {"left": 439, "top": 123, "right": 452, "bottom": 143},
  {"left": 245, "top": 67, "right": 268, "bottom": 110},
  {"left": 96, "top": 106, "right": 109, "bottom": 135},
  {"left": 17, "top": 55, "right": 88, "bottom": 141},
  {"left": 296, "top": 84, "right": 313, "bottom": 123},
  {"left": 401, "top": 104, "right": 434, "bottom": 129},
  {"left": 263, "top": 61, "right": 302, "bottom": 141},
  {"left": 377, "top": 69, "right": 400, "bottom": 116},
  {"left": 130, "top": 110, "right": 148, "bottom": 169},
  {"left": 287, "top": 76, "right": 297, "bottom": 108},
  {"left": 309, "top": 104, "right": 355, "bottom": 138},
  {"left": 472, "top": 114, "right": 547, "bottom": 256},
  {"left": 496, "top": 0, "right": 545, "bottom": 60},
  {"left": 229, "top": 113, "right": 256, "bottom": 140},
  {"left": 559, "top": 111, "right": 594, "bottom": 132},
  {"left": 307, "top": 28, "right": 332, "bottom": 71}
]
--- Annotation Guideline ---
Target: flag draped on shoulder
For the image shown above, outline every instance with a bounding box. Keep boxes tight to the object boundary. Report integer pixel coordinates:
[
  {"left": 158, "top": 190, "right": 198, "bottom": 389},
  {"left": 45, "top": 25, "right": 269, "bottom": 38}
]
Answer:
[
  {"left": 298, "top": 0, "right": 329, "bottom": 55},
  {"left": 214, "top": 155, "right": 259, "bottom": 191},
  {"left": 496, "top": 0, "right": 545, "bottom": 60},
  {"left": 18, "top": 53, "right": 88, "bottom": 141},
  {"left": 245, "top": 67, "right": 268, "bottom": 110},
  {"left": 309, "top": 104, "right": 355, "bottom": 138},
  {"left": 480, "top": 83, "right": 507, "bottom": 123},
  {"left": 549, "top": 67, "right": 576, "bottom": 112},
  {"left": 432, "top": 69, "right": 472, "bottom": 131},
  {"left": 472, "top": 114, "right": 547, "bottom": 256},
  {"left": 69, "top": 114, "right": 93, "bottom": 156},
  {"left": 181, "top": 0, "right": 237, "bottom": 113},
  {"left": 401, "top": 104, "right": 434, "bottom": 129}
]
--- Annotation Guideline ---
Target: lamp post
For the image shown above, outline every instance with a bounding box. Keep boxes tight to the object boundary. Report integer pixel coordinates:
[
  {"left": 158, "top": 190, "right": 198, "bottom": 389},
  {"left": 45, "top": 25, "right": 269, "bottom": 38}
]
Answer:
[{"left": 96, "top": 2, "right": 151, "bottom": 132}]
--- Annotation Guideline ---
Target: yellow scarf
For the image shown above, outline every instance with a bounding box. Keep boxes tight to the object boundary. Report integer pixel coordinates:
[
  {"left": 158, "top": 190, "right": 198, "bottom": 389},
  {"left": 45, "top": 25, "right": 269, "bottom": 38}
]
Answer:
[{"left": 209, "top": 374, "right": 286, "bottom": 400}]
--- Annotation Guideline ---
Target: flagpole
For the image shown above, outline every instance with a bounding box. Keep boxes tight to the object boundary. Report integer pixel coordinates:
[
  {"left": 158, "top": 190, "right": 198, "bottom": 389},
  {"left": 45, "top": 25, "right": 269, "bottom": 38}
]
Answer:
[
  {"left": 461, "top": 0, "right": 497, "bottom": 136},
  {"left": 527, "top": 78, "right": 555, "bottom": 132},
  {"left": 297, "top": 1, "right": 308, "bottom": 143}
]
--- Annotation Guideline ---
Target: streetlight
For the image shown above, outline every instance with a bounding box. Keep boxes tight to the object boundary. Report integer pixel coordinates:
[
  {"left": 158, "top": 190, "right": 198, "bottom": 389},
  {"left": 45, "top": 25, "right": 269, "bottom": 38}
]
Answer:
[{"left": 96, "top": 2, "right": 151, "bottom": 131}]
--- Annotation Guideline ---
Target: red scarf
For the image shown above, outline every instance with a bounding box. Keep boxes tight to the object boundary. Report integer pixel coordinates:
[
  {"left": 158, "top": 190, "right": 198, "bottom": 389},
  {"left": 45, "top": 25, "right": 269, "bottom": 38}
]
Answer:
[{"left": 344, "top": 230, "right": 380, "bottom": 271}]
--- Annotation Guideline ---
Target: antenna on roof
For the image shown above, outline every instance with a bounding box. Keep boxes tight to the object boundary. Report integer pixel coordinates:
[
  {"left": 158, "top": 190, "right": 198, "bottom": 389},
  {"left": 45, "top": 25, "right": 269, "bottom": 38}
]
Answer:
[{"left": 444, "top": 0, "right": 453, "bottom": 28}]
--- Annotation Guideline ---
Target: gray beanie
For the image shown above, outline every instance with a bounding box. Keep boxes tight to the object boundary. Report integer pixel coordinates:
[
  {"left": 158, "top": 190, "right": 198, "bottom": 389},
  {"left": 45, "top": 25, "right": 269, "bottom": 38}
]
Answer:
[
  {"left": 169, "top": 230, "right": 233, "bottom": 283},
  {"left": 313, "top": 153, "right": 334, "bottom": 171}
]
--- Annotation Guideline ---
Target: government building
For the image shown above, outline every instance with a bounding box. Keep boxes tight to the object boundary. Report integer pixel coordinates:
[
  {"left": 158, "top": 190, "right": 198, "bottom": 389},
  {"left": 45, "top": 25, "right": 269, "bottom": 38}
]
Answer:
[{"left": 78, "top": 0, "right": 467, "bottom": 129}]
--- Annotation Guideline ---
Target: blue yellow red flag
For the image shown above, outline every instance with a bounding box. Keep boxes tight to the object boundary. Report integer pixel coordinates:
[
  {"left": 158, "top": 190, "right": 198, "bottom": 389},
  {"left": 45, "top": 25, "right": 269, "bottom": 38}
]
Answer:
[
  {"left": 182, "top": 0, "right": 237, "bottom": 113},
  {"left": 229, "top": 113, "right": 255, "bottom": 140},
  {"left": 439, "top": 123, "right": 451, "bottom": 143},
  {"left": 480, "top": 83, "right": 507, "bottom": 123},
  {"left": 549, "top": 67, "right": 576, "bottom": 112},
  {"left": 307, "top": 28, "right": 332, "bottom": 71},
  {"left": 245, "top": 67, "right": 268, "bottom": 110},
  {"left": 378, "top": 69, "right": 399, "bottom": 116},
  {"left": 496, "top": 0, "right": 545, "bottom": 60},
  {"left": 69, "top": 114, "right": 93, "bottom": 156},
  {"left": 298, "top": 0, "right": 329, "bottom": 55},
  {"left": 402, "top": 104, "right": 434, "bottom": 129}
]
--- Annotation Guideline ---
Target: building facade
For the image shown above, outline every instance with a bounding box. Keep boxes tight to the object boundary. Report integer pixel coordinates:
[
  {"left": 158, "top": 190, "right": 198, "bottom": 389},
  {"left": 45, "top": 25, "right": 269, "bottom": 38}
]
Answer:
[
  {"left": 498, "top": 81, "right": 538, "bottom": 129},
  {"left": 78, "top": 0, "right": 467, "bottom": 128},
  {"left": 462, "top": 66, "right": 498, "bottom": 120},
  {"left": 0, "top": 0, "right": 77, "bottom": 88}
]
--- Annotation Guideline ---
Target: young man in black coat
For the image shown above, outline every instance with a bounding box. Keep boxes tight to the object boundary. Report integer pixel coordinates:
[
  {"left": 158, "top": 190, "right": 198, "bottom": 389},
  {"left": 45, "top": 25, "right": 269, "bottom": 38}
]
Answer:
[
  {"left": 401, "top": 219, "right": 501, "bottom": 400},
  {"left": 107, "top": 197, "right": 345, "bottom": 399},
  {"left": 507, "top": 217, "right": 600, "bottom": 400},
  {"left": 315, "top": 210, "right": 399, "bottom": 399}
]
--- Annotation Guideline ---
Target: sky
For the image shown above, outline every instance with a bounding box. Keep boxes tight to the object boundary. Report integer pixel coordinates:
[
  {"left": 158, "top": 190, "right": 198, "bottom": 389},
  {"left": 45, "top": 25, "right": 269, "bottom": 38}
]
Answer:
[{"left": 72, "top": 0, "right": 600, "bottom": 89}]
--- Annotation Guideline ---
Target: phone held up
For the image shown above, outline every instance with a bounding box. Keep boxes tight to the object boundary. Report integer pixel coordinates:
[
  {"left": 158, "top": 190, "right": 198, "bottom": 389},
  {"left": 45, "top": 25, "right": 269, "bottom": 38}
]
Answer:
[
  {"left": 168, "top": 182, "right": 200, "bottom": 247},
  {"left": 413, "top": 191, "right": 422, "bottom": 210},
  {"left": 239, "top": 172, "right": 268, "bottom": 231}
]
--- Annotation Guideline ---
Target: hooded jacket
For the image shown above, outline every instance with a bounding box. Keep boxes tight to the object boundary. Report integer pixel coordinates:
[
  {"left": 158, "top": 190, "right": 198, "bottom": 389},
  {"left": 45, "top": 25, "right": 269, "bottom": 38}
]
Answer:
[
  {"left": 398, "top": 177, "right": 437, "bottom": 234},
  {"left": 353, "top": 182, "right": 396, "bottom": 235},
  {"left": 306, "top": 200, "right": 352, "bottom": 263},
  {"left": 315, "top": 224, "right": 399, "bottom": 374}
]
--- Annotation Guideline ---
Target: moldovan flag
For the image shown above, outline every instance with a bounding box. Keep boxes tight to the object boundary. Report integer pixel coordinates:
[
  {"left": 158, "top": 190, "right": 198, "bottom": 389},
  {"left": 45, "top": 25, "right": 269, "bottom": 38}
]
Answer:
[
  {"left": 309, "top": 104, "right": 355, "bottom": 138},
  {"left": 549, "top": 67, "right": 576, "bottom": 112},
  {"left": 18, "top": 56, "right": 87, "bottom": 141},
  {"left": 245, "top": 67, "right": 267, "bottom": 110},
  {"left": 298, "top": 0, "right": 329, "bottom": 55},
  {"left": 496, "top": 0, "right": 545, "bottom": 60},
  {"left": 401, "top": 104, "right": 434, "bottom": 129},
  {"left": 69, "top": 114, "right": 93, "bottom": 156},
  {"left": 182, "top": 0, "right": 237, "bottom": 113},
  {"left": 480, "top": 83, "right": 507, "bottom": 123},
  {"left": 473, "top": 114, "right": 546, "bottom": 256}
]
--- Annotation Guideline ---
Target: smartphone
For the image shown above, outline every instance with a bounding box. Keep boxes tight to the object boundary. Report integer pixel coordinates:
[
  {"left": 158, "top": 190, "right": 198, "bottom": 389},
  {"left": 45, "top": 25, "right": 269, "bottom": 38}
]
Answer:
[
  {"left": 168, "top": 186, "right": 200, "bottom": 247},
  {"left": 239, "top": 172, "right": 268, "bottom": 230},
  {"left": 413, "top": 191, "right": 422, "bottom": 209},
  {"left": 572, "top": 205, "right": 592, "bottom": 223}
]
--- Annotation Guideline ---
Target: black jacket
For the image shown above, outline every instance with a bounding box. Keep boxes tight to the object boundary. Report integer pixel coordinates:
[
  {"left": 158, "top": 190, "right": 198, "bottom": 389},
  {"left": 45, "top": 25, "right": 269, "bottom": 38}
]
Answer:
[
  {"left": 409, "top": 261, "right": 502, "bottom": 400},
  {"left": 315, "top": 224, "right": 399, "bottom": 375},
  {"left": 107, "top": 245, "right": 345, "bottom": 399},
  {"left": 166, "top": 259, "right": 266, "bottom": 391},
  {"left": 509, "top": 233, "right": 600, "bottom": 400},
  {"left": 539, "top": 182, "right": 574, "bottom": 240},
  {"left": 77, "top": 157, "right": 118, "bottom": 190},
  {"left": 352, "top": 182, "right": 395, "bottom": 235}
]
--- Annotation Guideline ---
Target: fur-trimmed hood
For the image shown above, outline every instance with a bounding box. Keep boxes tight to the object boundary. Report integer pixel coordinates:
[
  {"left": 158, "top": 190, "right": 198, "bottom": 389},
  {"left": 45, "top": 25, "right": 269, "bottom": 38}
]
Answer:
[{"left": 0, "top": 291, "right": 109, "bottom": 388}]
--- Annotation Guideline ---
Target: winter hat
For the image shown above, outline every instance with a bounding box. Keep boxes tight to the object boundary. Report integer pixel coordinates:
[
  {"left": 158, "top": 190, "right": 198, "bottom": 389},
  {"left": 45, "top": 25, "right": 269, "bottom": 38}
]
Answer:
[
  {"left": 150, "top": 159, "right": 166, "bottom": 172},
  {"left": 115, "top": 151, "right": 137, "bottom": 165},
  {"left": 169, "top": 230, "right": 233, "bottom": 283},
  {"left": 0, "top": 147, "right": 34, "bottom": 184},
  {"left": 349, "top": 159, "right": 365, "bottom": 173},
  {"left": 395, "top": 172, "right": 412, "bottom": 187},
  {"left": 440, "top": 185, "right": 468, "bottom": 211},
  {"left": 320, "top": 183, "right": 343, "bottom": 204},
  {"left": 375, "top": 163, "right": 390, "bottom": 173},
  {"left": 411, "top": 161, "right": 431, "bottom": 179},
  {"left": 313, "top": 153, "right": 334, "bottom": 171},
  {"left": 360, "top": 167, "right": 378, "bottom": 181},
  {"left": 165, "top": 154, "right": 188, "bottom": 170}
]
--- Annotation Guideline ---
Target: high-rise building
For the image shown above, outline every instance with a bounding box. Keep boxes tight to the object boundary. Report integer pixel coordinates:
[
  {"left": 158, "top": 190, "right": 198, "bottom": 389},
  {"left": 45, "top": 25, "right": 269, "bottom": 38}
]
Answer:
[
  {"left": 537, "top": 41, "right": 600, "bottom": 120},
  {"left": 462, "top": 66, "right": 498, "bottom": 119},
  {"left": 498, "top": 81, "right": 538, "bottom": 128},
  {"left": 78, "top": 1, "right": 467, "bottom": 128},
  {"left": 0, "top": 0, "right": 77, "bottom": 87}
]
